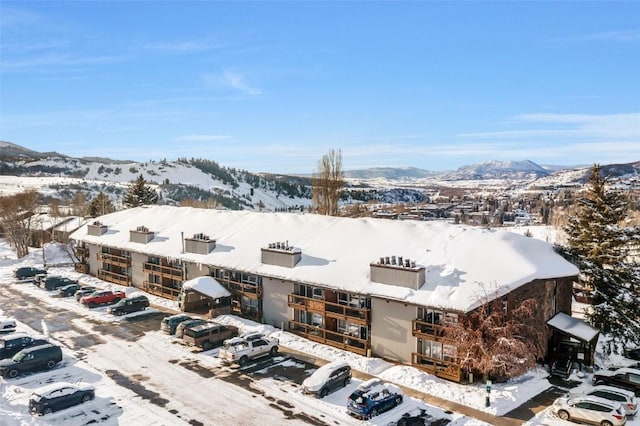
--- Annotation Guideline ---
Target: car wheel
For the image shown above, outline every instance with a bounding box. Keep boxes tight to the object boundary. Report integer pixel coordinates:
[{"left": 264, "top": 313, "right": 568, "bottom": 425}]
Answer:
[
  {"left": 395, "top": 396, "right": 403, "bottom": 406},
  {"left": 239, "top": 356, "right": 249, "bottom": 366},
  {"left": 601, "top": 422, "right": 613, "bottom": 426},
  {"left": 370, "top": 408, "right": 379, "bottom": 419},
  {"left": 8, "top": 369, "right": 19, "bottom": 378},
  {"left": 43, "top": 406, "right": 53, "bottom": 415},
  {"left": 116, "top": 310, "right": 124, "bottom": 316},
  {"left": 46, "top": 360, "right": 56, "bottom": 369},
  {"left": 82, "top": 394, "right": 93, "bottom": 403},
  {"left": 88, "top": 302, "right": 96, "bottom": 308},
  {"left": 202, "top": 341, "right": 213, "bottom": 351},
  {"left": 344, "top": 377, "right": 351, "bottom": 387},
  {"left": 269, "top": 346, "right": 278, "bottom": 356},
  {"left": 320, "top": 388, "right": 328, "bottom": 398},
  {"left": 557, "top": 410, "right": 570, "bottom": 421}
]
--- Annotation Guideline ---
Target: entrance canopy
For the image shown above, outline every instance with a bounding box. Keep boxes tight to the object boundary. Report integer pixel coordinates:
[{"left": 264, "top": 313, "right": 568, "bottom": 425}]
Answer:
[
  {"left": 182, "top": 276, "right": 231, "bottom": 300},
  {"left": 547, "top": 312, "right": 599, "bottom": 343}
]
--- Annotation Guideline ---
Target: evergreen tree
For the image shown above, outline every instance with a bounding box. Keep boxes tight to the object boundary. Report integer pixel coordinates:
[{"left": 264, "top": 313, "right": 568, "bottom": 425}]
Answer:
[
  {"left": 123, "top": 175, "right": 158, "bottom": 208},
  {"left": 560, "top": 165, "right": 640, "bottom": 343},
  {"left": 89, "top": 191, "right": 115, "bottom": 217}
]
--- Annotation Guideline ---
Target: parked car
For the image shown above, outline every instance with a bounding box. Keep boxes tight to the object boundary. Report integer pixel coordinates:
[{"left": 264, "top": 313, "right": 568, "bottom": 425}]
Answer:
[
  {"left": 593, "top": 367, "right": 640, "bottom": 396},
  {"left": 107, "top": 295, "right": 150, "bottom": 316},
  {"left": 347, "top": 378, "right": 403, "bottom": 419},
  {"left": 43, "top": 276, "right": 78, "bottom": 291},
  {"left": 175, "top": 319, "right": 208, "bottom": 339},
  {"left": 81, "top": 290, "right": 126, "bottom": 308},
  {"left": 183, "top": 322, "right": 238, "bottom": 350},
  {"left": 580, "top": 385, "right": 639, "bottom": 417},
  {"left": 302, "top": 360, "right": 352, "bottom": 398},
  {"left": 0, "top": 333, "right": 49, "bottom": 360},
  {"left": 160, "top": 314, "right": 193, "bottom": 335},
  {"left": 74, "top": 286, "right": 98, "bottom": 301},
  {"left": 14, "top": 266, "right": 46, "bottom": 281},
  {"left": 29, "top": 382, "right": 95, "bottom": 415},
  {"left": 218, "top": 336, "right": 279, "bottom": 366},
  {"left": 625, "top": 348, "right": 640, "bottom": 362},
  {"left": 0, "top": 317, "right": 17, "bottom": 333},
  {"left": 58, "top": 283, "right": 82, "bottom": 297},
  {"left": 223, "top": 331, "right": 264, "bottom": 347},
  {"left": 0, "top": 344, "right": 63, "bottom": 378},
  {"left": 552, "top": 394, "right": 627, "bottom": 426}
]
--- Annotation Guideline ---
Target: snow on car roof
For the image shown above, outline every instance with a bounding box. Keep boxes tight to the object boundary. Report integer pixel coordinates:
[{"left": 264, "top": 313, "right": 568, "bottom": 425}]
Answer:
[
  {"left": 32, "top": 381, "right": 93, "bottom": 397},
  {"left": 303, "top": 360, "right": 350, "bottom": 388}
]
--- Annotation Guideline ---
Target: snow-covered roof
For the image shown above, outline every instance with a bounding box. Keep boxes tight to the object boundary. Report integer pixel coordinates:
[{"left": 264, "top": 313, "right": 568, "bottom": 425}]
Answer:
[
  {"left": 182, "top": 276, "right": 231, "bottom": 299},
  {"left": 546, "top": 312, "right": 600, "bottom": 342},
  {"left": 69, "top": 205, "right": 579, "bottom": 312}
]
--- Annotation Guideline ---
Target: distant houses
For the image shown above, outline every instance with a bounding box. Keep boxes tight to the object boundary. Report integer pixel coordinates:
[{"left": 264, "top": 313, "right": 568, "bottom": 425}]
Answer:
[{"left": 70, "top": 205, "right": 584, "bottom": 382}]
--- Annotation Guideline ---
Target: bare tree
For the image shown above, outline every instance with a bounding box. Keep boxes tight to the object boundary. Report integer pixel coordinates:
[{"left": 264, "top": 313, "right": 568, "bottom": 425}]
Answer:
[
  {"left": 0, "top": 190, "right": 40, "bottom": 258},
  {"left": 443, "top": 297, "right": 545, "bottom": 382},
  {"left": 312, "top": 149, "right": 344, "bottom": 215}
]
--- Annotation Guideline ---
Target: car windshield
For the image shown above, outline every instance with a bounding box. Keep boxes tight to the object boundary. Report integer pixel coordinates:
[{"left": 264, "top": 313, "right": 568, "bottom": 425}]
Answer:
[{"left": 12, "top": 351, "right": 25, "bottom": 362}]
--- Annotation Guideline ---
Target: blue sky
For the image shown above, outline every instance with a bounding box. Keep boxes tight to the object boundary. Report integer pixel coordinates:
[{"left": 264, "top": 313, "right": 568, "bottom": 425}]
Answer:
[{"left": 1, "top": 2, "right": 639, "bottom": 174}]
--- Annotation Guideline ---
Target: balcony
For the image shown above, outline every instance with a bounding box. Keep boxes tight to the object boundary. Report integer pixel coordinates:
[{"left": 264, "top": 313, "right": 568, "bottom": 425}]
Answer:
[
  {"left": 98, "top": 269, "right": 130, "bottom": 286},
  {"left": 143, "top": 262, "right": 183, "bottom": 279},
  {"left": 288, "top": 294, "right": 369, "bottom": 322},
  {"left": 74, "top": 246, "right": 89, "bottom": 258},
  {"left": 98, "top": 252, "right": 131, "bottom": 268},
  {"left": 225, "top": 281, "right": 263, "bottom": 299},
  {"left": 74, "top": 263, "right": 89, "bottom": 274},
  {"left": 411, "top": 352, "right": 461, "bottom": 382},
  {"left": 412, "top": 319, "right": 447, "bottom": 338},
  {"left": 231, "top": 300, "right": 261, "bottom": 321},
  {"left": 288, "top": 320, "right": 369, "bottom": 356},
  {"left": 143, "top": 281, "right": 180, "bottom": 300}
]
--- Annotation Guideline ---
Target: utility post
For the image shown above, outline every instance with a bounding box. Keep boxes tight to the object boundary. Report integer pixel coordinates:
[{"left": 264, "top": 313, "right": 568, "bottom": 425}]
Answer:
[{"left": 485, "top": 379, "right": 492, "bottom": 407}]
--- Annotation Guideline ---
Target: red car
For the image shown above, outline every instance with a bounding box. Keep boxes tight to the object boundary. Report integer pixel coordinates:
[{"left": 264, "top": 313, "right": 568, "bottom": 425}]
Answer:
[{"left": 80, "top": 290, "right": 126, "bottom": 308}]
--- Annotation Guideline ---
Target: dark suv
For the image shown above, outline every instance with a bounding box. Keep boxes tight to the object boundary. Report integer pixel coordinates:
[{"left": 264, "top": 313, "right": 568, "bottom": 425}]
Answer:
[
  {"left": 0, "top": 333, "right": 49, "bottom": 360},
  {"left": 303, "top": 360, "right": 352, "bottom": 398},
  {"left": 14, "top": 267, "right": 47, "bottom": 281},
  {"left": 0, "top": 344, "right": 63, "bottom": 378},
  {"left": 42, "top": 276, "right": 78, "bottom": 291},
  {"left": 29, "top": 382, "right": 95, "bottom": 415},
  {"left": 107, "top": 295, "right": 150, "bottom": 316},
  {"left": 593, "top": 367, "right": 640, "bottom": 396},
  {"left": 161, "top": 314, "right": 193, "bottom": 334},
  {"left": 347, "top": 378, "right": 403, "bottom": 419}
]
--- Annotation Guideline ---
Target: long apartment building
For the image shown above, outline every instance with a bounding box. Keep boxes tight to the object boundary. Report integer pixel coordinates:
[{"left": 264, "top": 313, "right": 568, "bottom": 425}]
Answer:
[{"left": 70, "top": 205, "right": 579, "bottom": 382}]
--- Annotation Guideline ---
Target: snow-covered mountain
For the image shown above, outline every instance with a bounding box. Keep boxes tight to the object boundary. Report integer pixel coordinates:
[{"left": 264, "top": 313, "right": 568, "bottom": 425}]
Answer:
[{"left": 444, "top": 160, "right": 550, "bottom": 180}]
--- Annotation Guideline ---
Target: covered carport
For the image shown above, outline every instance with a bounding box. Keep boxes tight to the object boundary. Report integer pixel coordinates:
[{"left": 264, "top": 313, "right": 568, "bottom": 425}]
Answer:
[{"left": 180, "top": 276, "right": 232, "bottom": 318}]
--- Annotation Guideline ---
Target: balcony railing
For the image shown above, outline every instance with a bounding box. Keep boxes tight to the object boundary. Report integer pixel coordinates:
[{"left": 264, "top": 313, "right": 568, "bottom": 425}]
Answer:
[
  {"left": 225, "top": 281, "right": 263, "bottom": 298},
  {"left": 288, "top": 320, "right": 369, "bottom": 356},
  {"left": 74, "top": 246, "right": 89, "bottom": 258},
  {"left": 143, "top": 262, "right": 183, "bottom": 279},
  {"left": 231, "top": 300, "right": 261, "bottom": 321},
  {"left": 74, "top": 263, "right": 89, "bottom": 274},
  {"left": 98, "top": 269, "right": 130, "bottom": 286},
  {"left": 411, "top": 352, "right": 461, "bottom": 382},
  {"left": 98, "top": 252, "right": 131, "bottom": 268},
  {"left": 143, "top": 281, "right": 180, "bottom": 300},
  {"left": 288, "top": 294, "right": 370, "bottom": 322},
  {"left": 412, "top": 319, "right": 447, "bottom": 338}
]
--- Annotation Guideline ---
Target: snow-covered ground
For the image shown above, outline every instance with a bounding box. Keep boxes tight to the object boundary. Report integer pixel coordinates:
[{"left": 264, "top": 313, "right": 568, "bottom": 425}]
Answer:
[{"left": 1, "top": 240, "right": 638, "bottom": 425}]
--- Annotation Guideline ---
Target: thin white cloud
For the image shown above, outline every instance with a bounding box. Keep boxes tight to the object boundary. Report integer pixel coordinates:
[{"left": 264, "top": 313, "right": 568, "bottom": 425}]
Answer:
[
  {"left": 222, "top": 70, "right": 262, "bottom": 95},
  {"left": 570, "top": 29, "right": 640, "bottom": 42},
  {"left": 1, "top": 53, "right": 127, "bottom": 72},
  {"left": 202, "top": 70, "right": 262, "bottom": 96},
  {"left": 459, "top": 112, "right": 640, "bottom": 140},
  {"left": 143, "top": 36, "right": 221, "bottom": 53},
  {"left": 173, "top": 134, "right": 230, "bottom": 142}
]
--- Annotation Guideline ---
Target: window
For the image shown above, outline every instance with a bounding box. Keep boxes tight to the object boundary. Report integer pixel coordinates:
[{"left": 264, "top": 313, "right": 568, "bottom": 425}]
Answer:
[
  {"left": 629, "top": 373, "right": 640, "bottom": 384},
  {"left": 443, "top": 344, "right": 457, "bottom": 362},
  {"left": 311, "top": 313, "right": 324, "bottom": 328},
  {"left": 420, "top": 339, "right": 442, "bottom": 359},
  {"left": 312, "top": 287, "right": 324, "bottom": 300}
]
